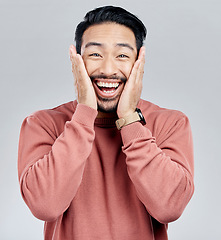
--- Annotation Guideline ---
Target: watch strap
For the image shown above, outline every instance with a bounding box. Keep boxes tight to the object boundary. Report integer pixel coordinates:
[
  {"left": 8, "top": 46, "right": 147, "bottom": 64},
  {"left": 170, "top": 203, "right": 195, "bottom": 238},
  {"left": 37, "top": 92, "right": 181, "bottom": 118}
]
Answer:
[{"left": 115, "top": 111, "right": 140, "bottom": 130}]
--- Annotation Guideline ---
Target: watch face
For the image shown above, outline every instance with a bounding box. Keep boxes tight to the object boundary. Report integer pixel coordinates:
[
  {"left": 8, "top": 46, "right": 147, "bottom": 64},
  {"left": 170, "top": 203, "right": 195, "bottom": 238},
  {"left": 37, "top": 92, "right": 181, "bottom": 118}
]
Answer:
[{"left": 136, "top": 108, "right": 146, "bottom": 125}]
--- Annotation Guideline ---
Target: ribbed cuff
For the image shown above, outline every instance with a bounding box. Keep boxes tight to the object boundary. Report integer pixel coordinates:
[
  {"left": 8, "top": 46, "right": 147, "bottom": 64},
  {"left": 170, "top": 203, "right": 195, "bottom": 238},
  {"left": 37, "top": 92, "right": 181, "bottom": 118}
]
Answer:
[
  {"left": 121, "top": 122, "right": 153, "bottom": 145},
  {"left": 72, "top": 104, "right": 98, "bottom": 128}
]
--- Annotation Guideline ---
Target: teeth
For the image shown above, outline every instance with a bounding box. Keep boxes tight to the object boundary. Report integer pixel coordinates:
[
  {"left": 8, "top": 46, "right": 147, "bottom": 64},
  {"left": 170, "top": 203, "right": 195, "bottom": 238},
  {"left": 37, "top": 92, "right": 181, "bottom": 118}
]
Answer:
[
  {"left": 103, "top": 90, "right": 115, "bottom": 93},
  {"left": 96, "top": 81, "right": 119, "bottom": 88}
]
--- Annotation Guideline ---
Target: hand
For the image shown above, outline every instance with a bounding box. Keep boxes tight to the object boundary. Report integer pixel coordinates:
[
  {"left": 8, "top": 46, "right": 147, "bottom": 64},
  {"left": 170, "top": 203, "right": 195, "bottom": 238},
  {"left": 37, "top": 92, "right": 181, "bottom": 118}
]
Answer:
[
  {"left": 69, "top": 45, "right": 97, "bottom": 110},
  {"left": 117, "top": 46, "right": 145, "bottom": 118}
]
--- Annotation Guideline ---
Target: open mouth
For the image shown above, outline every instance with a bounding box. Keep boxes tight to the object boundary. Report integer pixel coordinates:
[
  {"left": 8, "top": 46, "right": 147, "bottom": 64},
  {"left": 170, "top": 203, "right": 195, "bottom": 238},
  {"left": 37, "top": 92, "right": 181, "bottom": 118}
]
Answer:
[{"left": 96, "top": 81, "right": 120, "bottom": 94}]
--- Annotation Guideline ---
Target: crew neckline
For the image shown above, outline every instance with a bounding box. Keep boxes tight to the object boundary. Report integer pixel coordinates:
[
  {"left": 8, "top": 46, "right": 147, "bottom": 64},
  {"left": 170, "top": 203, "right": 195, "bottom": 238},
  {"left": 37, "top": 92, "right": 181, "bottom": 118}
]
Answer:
[
  {"left": 72, "top": 100, "right": 143, "bottom": 128},
  {"left": 95, "top": 116, "right": 118, "bottom": 128}
]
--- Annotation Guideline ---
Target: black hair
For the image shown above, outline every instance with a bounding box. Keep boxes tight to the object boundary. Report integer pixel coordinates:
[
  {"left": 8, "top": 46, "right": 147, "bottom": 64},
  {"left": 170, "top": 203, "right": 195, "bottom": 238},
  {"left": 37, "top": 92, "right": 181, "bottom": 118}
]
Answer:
[{"left": 75, "top": 6, "right": 147, "bottom": 54}]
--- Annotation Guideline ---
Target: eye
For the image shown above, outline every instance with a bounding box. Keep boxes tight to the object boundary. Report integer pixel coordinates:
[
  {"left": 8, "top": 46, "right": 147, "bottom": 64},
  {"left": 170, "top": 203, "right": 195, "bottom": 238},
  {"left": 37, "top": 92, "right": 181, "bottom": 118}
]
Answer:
[
  {"left": 117, "top": 54, "right": 129, "bottom": 58},
  {"left": 89, "top": 53, "right": 101, "bottom": 57}
]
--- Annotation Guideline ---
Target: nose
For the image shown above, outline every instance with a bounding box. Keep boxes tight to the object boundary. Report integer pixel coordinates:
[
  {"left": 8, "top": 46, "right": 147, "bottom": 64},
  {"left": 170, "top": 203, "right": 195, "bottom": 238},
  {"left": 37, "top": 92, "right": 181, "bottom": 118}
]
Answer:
[{"left": 99, "top": 56, "right": 118, "bottom": 76}]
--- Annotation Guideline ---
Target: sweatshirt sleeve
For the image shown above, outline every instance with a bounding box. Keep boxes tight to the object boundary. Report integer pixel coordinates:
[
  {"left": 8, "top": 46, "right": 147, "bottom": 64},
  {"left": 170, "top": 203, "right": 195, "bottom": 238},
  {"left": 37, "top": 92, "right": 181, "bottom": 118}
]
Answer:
[
  {"left": 121, "top": 112, "right": 194, "bottom": 224},
  {"left": 18, "top": 104, "right": 97, "bottom": 222}
]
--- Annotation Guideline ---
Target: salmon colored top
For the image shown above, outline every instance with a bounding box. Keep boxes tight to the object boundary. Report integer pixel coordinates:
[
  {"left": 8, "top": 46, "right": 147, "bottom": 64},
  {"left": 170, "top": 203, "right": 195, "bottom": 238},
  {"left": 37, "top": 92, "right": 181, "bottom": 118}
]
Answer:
[{"left": 18, "top": 99, "right": 194, "bottom": 240}]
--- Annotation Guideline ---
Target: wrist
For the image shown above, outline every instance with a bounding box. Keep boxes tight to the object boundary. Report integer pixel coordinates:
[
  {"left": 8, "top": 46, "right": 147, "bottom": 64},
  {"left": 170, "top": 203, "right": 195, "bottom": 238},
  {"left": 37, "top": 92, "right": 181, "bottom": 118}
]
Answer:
[
  {"left": 115, "top": 108, "right": 146, "bottom": 130},
  {"left": 117, "top": 110, "right": 134, "bottom": 119},
  {"left": 77, "top": 96, "right": 97, "bottom": 111}
]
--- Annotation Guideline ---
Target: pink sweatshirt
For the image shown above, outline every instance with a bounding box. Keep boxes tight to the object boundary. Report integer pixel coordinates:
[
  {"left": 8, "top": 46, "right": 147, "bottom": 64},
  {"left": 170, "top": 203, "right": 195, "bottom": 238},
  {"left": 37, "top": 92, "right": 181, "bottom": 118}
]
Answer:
[{"left": 18, "top": 99, "right": 194, "bottom": 240}]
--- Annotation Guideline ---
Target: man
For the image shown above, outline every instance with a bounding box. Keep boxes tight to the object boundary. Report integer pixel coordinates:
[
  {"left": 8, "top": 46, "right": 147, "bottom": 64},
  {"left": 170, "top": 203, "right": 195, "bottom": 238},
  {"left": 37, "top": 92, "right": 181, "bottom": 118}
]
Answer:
[{"left": 18, "top": 6, "right": 194, "bottom": 240}]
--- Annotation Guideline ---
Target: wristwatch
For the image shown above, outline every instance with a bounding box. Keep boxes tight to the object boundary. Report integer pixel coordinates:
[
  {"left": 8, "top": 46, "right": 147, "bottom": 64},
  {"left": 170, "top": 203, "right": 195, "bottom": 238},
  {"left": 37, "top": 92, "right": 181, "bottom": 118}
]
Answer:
[{"left": 115, "top": 108, "right": 146, "bottom": 130}]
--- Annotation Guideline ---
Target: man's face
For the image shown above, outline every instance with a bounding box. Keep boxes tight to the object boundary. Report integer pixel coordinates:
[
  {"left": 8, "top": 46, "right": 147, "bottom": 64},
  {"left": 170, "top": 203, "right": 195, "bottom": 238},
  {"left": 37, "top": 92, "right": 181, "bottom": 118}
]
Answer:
[{"left": 81, "top": 23, "right": 137, "bottom": 113}]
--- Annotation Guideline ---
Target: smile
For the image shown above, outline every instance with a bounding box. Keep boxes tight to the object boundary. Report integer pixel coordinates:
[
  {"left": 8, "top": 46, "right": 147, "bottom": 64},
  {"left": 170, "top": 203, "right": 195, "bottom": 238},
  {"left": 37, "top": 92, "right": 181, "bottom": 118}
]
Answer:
[
  {"left": 96, "top": 81, "right": 120, "bottom": 88},
  {"left": 93, "top": 80, "right": 123, "bottom": 98}
]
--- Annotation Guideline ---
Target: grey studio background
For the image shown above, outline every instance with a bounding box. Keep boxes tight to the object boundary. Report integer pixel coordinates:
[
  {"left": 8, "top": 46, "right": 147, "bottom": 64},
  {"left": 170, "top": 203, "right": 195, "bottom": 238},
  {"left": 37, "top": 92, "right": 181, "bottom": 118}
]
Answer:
[{"left": 0, "top": 0, "right": 220, "bottom": 239}]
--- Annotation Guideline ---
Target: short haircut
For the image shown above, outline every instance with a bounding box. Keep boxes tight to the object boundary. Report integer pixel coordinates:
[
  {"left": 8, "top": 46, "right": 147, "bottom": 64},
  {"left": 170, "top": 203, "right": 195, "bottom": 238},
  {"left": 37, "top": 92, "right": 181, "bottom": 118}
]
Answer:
[{"left": 75, "top": 6, "right": 147, "bottom": 55}]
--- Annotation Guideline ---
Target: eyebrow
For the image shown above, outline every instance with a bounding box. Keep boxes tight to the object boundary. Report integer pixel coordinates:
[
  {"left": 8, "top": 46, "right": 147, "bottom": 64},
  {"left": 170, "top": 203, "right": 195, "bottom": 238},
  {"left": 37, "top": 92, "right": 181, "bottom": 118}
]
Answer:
[
  {"left": 84, "top": 42, "right": 135, "bottom": 51},
  {"left": 85, "top": 42, "right": 103, "bottom": 48},
  {"left": 116, "top": 43, "right": 135, "bottom": 51}
]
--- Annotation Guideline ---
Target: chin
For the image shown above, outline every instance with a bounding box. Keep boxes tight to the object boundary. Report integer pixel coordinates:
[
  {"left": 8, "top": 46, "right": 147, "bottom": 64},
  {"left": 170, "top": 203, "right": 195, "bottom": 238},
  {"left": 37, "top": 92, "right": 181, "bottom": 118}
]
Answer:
[
  {"left": 97, "top": 105, "right": 117, "bottom": 113},
  {"left": 97, "top": 95, "right": 120, "bottom": 113},
  {"left": 97, "top": 100, "right": 118, "bottom": 113}
]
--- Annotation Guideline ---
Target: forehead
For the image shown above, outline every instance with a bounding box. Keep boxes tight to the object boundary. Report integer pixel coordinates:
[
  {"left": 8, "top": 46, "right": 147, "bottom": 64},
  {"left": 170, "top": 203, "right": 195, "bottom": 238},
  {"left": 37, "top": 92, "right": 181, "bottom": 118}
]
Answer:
[{"left": 81, "top": 23, "right": 137, "bottom": 52}]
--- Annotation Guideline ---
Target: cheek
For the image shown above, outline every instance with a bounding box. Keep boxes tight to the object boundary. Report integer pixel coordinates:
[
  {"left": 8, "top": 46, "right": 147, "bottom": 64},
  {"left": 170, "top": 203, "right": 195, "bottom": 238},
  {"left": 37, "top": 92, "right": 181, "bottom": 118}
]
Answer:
[
  {"left": 82, "top": 59, "right": 96, "bottom": 76},
  {"left": 119, "top": 62, "right": 134, "bottom": 79},
  {"left": 83, "top": 58, "right": 135, "bottom": 78},
  {"left": 81, "top": 54, "right": 101, "bottom": 75}
]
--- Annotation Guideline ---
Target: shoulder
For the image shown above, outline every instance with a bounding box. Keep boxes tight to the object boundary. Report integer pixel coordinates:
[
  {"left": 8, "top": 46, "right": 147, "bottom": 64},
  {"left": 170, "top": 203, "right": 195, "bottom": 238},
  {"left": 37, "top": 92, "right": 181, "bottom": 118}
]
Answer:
[
  {"left": 23, "top": 101, "right": 78, "bottom": 136},
  {"left": 138, "top": 99, "right": 190, "bottom": 138},
  {"left": 139, "top": 99, "right": 187, "bottom": 121},
  {"left": 32, "top": 101, "right": 76, "bottom": 120}
]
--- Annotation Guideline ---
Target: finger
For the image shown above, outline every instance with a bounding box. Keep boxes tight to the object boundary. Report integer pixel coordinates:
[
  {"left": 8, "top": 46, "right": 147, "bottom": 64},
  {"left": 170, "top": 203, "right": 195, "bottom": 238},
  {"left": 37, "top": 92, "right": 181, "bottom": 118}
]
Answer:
[
  {"left": 127, "top": 47, "right": 145, "bottom": 84},
  {"left": 70, "top": 49, "right": 86, "bottom": 83},
  {"left": 69, "top": 45, "right": 77, "bottom": 61},
  {"left": 138, "top": 46, "right": 145, "bottom": 61},
  {"left": 69, "top": 46, "right": 82, "bottom": 95},
  {"left": 137, "top": 46, "right": 145, "bottom": 72},
  {"left": 69, "top": 45, "right": 78, "bottom": 76},
  {"left": 69, "top": 45, "right": 90, "bottom": 84},
  {"left": 135, "top": 47, "right": 145, "bottom": 84},
  {"left": 127, "top": 58, "right": 141, "bottom": 86},
  {"left": 75, "top": 54, "right": 91, "bottom": 84}
]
